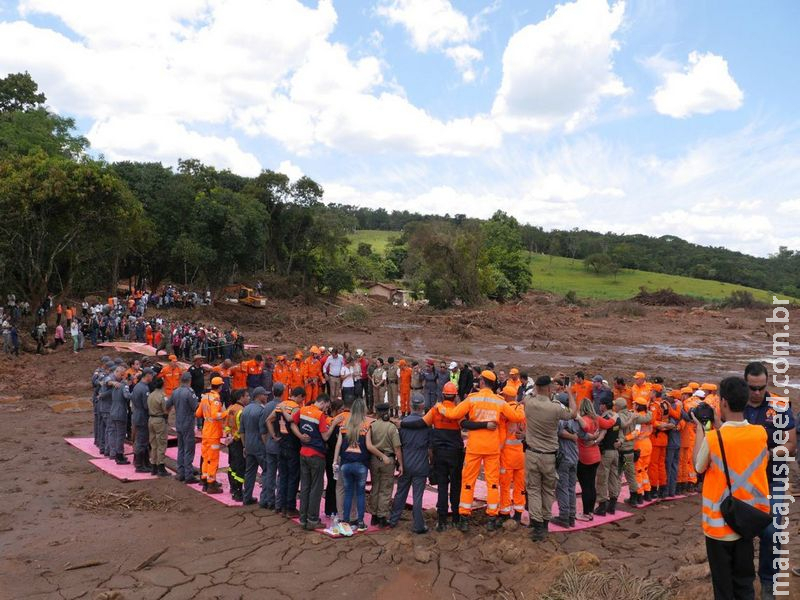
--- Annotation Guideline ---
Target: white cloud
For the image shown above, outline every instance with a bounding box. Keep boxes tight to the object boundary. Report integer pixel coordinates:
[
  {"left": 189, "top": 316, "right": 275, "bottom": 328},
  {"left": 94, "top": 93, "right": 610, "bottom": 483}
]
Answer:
[
  {"left": 277, "top": 160, "right": 303, "bottom": 181},
  {"left": 492, "top": 0, "right": 629, "bottom": 133},
  {"left": 652, "top": 51, "right": 743, "bottom": 118},
  {"left": 376, "top": 0, "right": 483, "bottom": 82},
  {"left": 88, "top": 115, "right": 262, "bottom": 176},
  {"left": 376, "top": 0, "right": 474, "bottom": 51}
]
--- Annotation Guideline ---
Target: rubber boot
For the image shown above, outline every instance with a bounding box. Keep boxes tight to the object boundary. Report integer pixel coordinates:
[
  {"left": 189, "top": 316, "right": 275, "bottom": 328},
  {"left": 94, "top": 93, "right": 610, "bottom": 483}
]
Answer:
[
  {"left": 157, "top": 464, "right": 170, "bottom": 477},
  {"left": 607, "top": 498, "right": 617, "bottom": 515},
  {"left": 457, "top": 517, "right": 469, "bottom": 533},
  {"left": 134, "top": 451, "right": 149, "bottom": 473},
  {"left": 115, "top": 453, "right": 130, "bottom": 465},
  {"left": 530, "top": 521, "right": 546, "bottom": 542},
  {"left": 512, "top": 512, "right": 522, "bottom": 524},
  {"left": 206, "top": 482, "right": 223, "bottom": 495},
  {"left": 143, "top": 454, "right": 152, "bottom": 469},
  {"left": 436, "top": 518, "right": 448, "bottom": 532},
  {"left": 625, "top": 492, "right": 638, "bottom": 507},
  {"left": 594, "top": 501, "right": 607, "bottom": 517},
  {"left": 150, "top": 462, "right": 158, "bottom": 476},
  {"left": 486, "top": 517, "right": 498, "bottom": 532}
]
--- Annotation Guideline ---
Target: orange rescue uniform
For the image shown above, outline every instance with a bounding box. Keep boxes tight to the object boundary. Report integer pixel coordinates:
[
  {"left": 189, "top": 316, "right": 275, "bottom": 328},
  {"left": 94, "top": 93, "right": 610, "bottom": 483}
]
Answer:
[
  {"left": 570, "top": 380, "right": 593, "bottom": 403},
  {"left": 195, "top": 390, "right": 228, "bottom": 484},
  {"left": 498, "top": 402, "right": 526, "bottom": 517},
  {"left": 302, "top": 356, "right": 324, "bottom": 403},
  {"left": 679, "top": 395, "right": 699, "bottom": 485},
  {"left": 398, "top": 365, "right": 412, "bottom": 414},
  {"left": 439, "top": 388, "right": 525, "bottom": 517},
  {"left": 231, "top": 363, "right": 248, "bottom": 391},
  {"left": 288, "top": 360, "right": 305, "bottom": 402},
  {"left": 634, "top": 408, "right": 654, "bottom": 493},
  {"left": 158, "top": 363, "right": 183, "bottom": 397}
]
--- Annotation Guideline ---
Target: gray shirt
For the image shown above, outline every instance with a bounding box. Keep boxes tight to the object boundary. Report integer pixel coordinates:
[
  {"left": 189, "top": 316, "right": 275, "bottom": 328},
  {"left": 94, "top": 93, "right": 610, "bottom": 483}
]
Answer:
[
  {"left": 263, "top": 399, "right": 280, "bottom": 454},
  {"left": 398, "top": 414, "right": 431, "bottom": 476},
  {"left": 110, "top": 381, "right": 131, "bottom": 422},
  {"left": 97, "top": 375, "right": 113, "bottom": 413},
  {"left": 557, "top": 418, "right": 581, "bottom": 465},
  {"left": 131, "top": 381, "right": 150, "bottom": 427},
  {"left": 240, "top": 402, "right": 266, "bottom": 455},
  {"left": 166, "top": 385, "right": 198, "bottom": 433}
]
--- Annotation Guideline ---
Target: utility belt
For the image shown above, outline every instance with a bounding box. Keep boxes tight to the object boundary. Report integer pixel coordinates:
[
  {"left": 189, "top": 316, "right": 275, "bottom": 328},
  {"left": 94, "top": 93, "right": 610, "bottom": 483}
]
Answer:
[{"left": 411, "top": 386, "right": 423, "bottom": 390}]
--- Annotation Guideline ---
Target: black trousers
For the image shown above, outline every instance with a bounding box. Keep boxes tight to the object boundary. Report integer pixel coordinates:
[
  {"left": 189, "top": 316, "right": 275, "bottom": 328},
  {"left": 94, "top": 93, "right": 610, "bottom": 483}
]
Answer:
[
  {"left": 324, "top": 441, "right": 338, "bottom": 516},
  {"left": 577, "top": 461, "right": 599, "bottom": 515},
  {"left": 227, "top": 440, "right": 245, "bottom": 494},
  {"left": 433, "top": 448, "right": 463, "bottom": 519},
  {"left": 705, "top": 536, "right": 755, "bottom": 600}
]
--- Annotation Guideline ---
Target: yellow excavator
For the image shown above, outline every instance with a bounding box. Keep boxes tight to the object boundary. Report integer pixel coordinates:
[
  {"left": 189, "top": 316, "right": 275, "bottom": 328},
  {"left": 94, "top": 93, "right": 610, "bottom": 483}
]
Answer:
[{"left": 222, "top": 285, "right": 267, "bottom": 308}]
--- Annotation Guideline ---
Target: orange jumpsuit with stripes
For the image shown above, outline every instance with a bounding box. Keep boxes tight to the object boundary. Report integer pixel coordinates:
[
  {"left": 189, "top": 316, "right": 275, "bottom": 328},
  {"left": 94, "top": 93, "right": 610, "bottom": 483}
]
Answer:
[
  {"left": 679, "top": 395, "right": 699, "bottom": 485},
  {"left": 634, "top": 410, "right": 653, "bottom": 493},
  {"left": 273, "top": 361, "right": 289, "bottom": 401},
  {"left": 302, "top": 356, "right": 323, "bottom": 403},
  {"left": 231, "top": 363, "right": 247, "bottom": 391},
  {"left": 649, "top": 402, "right": 668, "bottom": 489},
  {"left": 439, "top": 388, "right": 525, "bottom": 517},
  {"left": 158, "top": 363, "right": 183, "bottom": 398},
  {"left": 195, "top": 390, "right": 228, "bottom": 484},
  {"left": 398, "top": 364, "right": 412, "bottom": 414},
  {"left": 498, "top": 402, "right": 526, "bottom": 517},
  {"left": 288, "top": 359, "right": 305, "bottom": 402}
]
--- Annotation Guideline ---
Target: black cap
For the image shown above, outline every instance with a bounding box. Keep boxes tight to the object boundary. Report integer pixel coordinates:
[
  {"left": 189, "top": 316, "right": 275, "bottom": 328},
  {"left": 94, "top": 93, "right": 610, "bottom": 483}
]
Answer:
[
  {"left": 535, "top": 375, "right": 552, "bottom": 387},
  {"left": 376, "top": 402, "right": 391, "bottom": 412}
]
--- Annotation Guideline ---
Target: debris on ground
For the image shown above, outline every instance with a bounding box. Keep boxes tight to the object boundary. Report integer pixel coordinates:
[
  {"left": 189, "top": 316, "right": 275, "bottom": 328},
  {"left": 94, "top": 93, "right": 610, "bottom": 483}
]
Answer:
[
  {"left": 633, "top": 287, "right": 700, "bottom": 307},
  {"left": 75, "top": 490, "right": 176, "bottom": 513}
]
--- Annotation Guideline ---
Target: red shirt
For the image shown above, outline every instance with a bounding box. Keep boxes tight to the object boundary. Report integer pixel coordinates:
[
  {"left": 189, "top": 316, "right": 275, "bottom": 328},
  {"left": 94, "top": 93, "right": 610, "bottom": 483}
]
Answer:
[{"left": 292, "top": 407, "right": 329, "bottom": 459}]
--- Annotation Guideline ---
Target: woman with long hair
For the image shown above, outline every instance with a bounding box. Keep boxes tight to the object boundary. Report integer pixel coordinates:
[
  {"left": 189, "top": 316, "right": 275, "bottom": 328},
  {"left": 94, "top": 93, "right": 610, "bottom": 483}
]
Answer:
[
  {"left": 333, "top": 398, "right": 390, "bottom": 533},
  {"left": 576, "top": 398, "right": 604, "bottom": 520}
]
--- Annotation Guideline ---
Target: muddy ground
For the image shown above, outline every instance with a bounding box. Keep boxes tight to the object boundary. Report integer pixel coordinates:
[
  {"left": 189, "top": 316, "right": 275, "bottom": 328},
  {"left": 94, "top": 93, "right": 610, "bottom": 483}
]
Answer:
[{"left": 1, "top": 293, "right": 799, "bottom": 599}]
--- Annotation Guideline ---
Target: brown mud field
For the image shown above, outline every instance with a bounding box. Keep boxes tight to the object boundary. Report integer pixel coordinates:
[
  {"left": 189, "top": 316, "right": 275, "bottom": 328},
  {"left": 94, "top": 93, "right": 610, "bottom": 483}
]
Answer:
[{"left": 1, "top": 293, "right": 799, "bottom": 599}]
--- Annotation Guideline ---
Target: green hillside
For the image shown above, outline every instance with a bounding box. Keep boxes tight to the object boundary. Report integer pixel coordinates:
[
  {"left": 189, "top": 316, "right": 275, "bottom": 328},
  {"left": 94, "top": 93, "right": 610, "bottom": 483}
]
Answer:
[{"left": 348, "top": 229, "right": 786, "bottom": 302}]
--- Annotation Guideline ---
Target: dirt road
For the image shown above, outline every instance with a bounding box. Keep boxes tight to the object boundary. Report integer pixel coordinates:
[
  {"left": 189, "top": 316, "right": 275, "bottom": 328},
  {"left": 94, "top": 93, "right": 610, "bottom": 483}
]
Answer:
[{"left": 1, "top": 294, "right": 798, "bottom": 599}]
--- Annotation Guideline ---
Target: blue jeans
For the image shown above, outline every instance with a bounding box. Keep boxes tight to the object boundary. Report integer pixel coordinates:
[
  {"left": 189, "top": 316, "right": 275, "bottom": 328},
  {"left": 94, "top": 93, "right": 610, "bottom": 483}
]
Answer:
[
  {"left": 277, "top": 445, "right": 300, "bottom": 511},
  {"left": 341, "top": 462, "right": 368, "bottom": 523},
  {"left": 261, "top": 451, "right": 279, "bottom": 507}
]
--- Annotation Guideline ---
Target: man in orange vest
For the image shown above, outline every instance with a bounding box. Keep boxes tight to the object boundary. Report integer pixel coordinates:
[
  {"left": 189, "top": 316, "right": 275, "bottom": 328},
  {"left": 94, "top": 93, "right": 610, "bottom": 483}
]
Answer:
[
  {"left": 437, "top": 370, "right": 525, "bottom": 532},
  {"left": 157, "top": 355, "right": 183, "bottom": 398},
  {"left": 302, "top": 347, "right": 324, "bottom": 403},
  {"left": 498, "top": 384, "right": 526, "bottom": 522},
  {"left": 223, "top": 388, "right": 247, "bottom": 501},
  {"left": 678, "top": 387, "right": 699, "bottom": 494},
  {"left": 273, "top": 355, "right": 289, "bottom": 402},
  {"left": 195, "top": 377, "right": 228, "bottom": 494},
  {"left": 288, "top": 352, "right": 305, "bottom": 403},
  {"left": 693, "top": 376, "right": 769, "bottom": 600}
]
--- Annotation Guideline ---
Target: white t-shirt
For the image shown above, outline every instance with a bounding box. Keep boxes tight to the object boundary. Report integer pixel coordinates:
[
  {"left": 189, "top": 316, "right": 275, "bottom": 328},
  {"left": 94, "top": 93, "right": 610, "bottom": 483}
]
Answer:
[{"left": 341, "top": 365, "right": 355, "bottom": 388}]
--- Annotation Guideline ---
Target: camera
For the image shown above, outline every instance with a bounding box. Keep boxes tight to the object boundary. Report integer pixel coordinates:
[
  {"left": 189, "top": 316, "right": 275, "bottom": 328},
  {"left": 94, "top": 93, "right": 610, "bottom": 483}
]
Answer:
[{"left": 691, "top": 402, "right": 715, "bottom": 426}]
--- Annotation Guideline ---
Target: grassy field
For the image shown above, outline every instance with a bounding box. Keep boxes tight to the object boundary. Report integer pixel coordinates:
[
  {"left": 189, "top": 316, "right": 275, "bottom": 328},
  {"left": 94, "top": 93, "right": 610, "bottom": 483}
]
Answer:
[
  {"left": 348, "top": 229, "right": 784, "bottom": 302},
  {"left": 348, "top": 229, "right": 397, "bottom": 253}
]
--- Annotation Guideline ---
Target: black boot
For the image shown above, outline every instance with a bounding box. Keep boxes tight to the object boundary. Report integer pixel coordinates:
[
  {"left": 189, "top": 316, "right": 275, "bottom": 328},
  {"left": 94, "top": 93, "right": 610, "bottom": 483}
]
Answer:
[
  {"left": 150, "top": 463, "right": 158, "bottom": 476},
  {"left": 486, "top": 517, "right": 498, "bottom": 532},
  {"left": 530, "top": 520, "right": 546, "bottom": 542},
  {"left": 512, "top": 512, "right": 522, "bottom": 523},
  {"left": 643, "top": 490, "right": 651, "bottom": 502},
  {"left": 457, "top": 517, "right": 469, "bottom": 533},
  {"left": 436, "top": 518, "right": 448, "bottom": 532},
  {"left": 157, "top": 464, "right": 170, "bottom": 477},
  {"left": 115, "top": 453, "right": 130, "bottom": 465},
  {"left": 143, "top": 454, "right": 152, "bottom": 469},
  {"left": 607, "top": 498, "right": 617, "bottom": 515},
  {"left": 625, "top": 493, "right": 638, "bottom": 507},
  {"left": 594, "top": 501, "right": 607, "bottom": 517},
  {"left": 134, "top": 452, "right": 149, "bottom": 473}
]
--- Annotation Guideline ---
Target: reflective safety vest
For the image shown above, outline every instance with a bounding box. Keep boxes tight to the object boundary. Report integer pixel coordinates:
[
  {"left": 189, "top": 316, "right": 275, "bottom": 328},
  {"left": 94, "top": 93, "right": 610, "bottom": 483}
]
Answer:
[
  {"left": 297, "top": 404, "right": 327, "bottom": 456},
  {"left": 225, "top": 403, "right": 243, "bottom": 440},
  {"left": 701, "top": 425, "right": 769, "bottom": 539},
  {"left": 197, "top": 391, "right": 227, "bottom": 438},
  {"left": 440, "top": 388, "right": 525, "bottom": 455}
]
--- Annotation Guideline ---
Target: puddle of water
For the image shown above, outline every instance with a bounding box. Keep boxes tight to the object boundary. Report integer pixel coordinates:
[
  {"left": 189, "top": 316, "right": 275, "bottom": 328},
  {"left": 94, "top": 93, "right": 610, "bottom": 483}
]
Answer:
[{"left": 382, "top": 323, "right": 422, "bottom": 330}]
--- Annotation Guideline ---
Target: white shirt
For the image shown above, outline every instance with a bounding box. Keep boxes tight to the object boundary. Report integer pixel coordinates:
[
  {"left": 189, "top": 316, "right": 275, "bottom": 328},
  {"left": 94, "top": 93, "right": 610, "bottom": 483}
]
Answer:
[
  {"left": 341, "top": 365, "right": 355, "bottom": 388},
  {"left": 325, "top": 354, "right": 344, "bottom": 377}
]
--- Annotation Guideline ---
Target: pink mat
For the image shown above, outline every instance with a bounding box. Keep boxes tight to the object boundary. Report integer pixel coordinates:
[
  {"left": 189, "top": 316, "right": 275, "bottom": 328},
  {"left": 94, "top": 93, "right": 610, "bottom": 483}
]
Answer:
[
  {"left": 66, "top": 437, "right": 133, "bottom": 458},
  {"left": 98, "top": 342, "right": 162, "bottom": 356},
  {"left": 88, "top": 457, "right": 158, "bottom": 481},
  {"left": 165, "top": 446, "right": 229, "bottom": 469},
  {"left": 185, "top": 475, "right": 260, "bottom": 505}
]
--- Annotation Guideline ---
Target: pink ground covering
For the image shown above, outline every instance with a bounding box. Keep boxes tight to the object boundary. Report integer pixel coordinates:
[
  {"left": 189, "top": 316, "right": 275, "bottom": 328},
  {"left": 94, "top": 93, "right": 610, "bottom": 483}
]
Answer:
[
  {"left": 65, "top": 437, "right": 132, "bottom": 457},
  {"left": 88, "top": 457, "right": 158, "bottom": 482},
  {"left": 165, "top": 445, "right": 229, "bottom": 469}
]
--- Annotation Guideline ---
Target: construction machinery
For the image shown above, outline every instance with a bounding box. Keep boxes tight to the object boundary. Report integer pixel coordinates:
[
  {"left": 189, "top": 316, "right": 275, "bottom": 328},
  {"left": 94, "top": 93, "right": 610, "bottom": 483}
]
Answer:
[{"left": 221, "top": 285, "right": 267, "bottom": 308}]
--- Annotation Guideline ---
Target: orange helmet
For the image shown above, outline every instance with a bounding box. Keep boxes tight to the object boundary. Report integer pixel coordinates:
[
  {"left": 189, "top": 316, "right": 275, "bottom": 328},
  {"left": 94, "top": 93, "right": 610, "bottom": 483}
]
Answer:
[{"left": 442, "top": 382, "right": 458, "bottom": 396}]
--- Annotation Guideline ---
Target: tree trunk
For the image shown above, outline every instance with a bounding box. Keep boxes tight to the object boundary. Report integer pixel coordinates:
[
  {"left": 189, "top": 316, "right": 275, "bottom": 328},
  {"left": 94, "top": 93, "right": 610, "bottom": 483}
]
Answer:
[{"left": 110, "top": 251, "right": 120, "bottom": 296}]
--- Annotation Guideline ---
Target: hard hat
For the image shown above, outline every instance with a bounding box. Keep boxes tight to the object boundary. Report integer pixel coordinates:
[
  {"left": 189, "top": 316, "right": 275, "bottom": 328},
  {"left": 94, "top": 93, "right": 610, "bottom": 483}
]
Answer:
[
  {"left": 442, "top": 382, "right": 458, "bottom": 396},
  {"left": 509, "top": 368, "right": 519, "bottom": 376},
  {"left": 356, "top": 349, "right": 364, "bottom": 356},
  {"left": 481, "top": 370, "right": 497, "bottom": 382},
  {"left": 700, "top": 383, "right": 717, "bottom": 392},
  {"left": 449, "top": 361, "right": 458, "bottom": 370},
  {"left": 211, "top": 377, "right": 224, "bottom": 386},
  {"left": 693, "top": 390, "right": 707, "bottom": 398}
]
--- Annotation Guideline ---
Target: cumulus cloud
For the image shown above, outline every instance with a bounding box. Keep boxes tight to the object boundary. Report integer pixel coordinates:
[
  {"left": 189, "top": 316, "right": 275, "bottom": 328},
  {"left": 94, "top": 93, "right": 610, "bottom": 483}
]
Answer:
[
  {"left": 652, "top": 51, "right": 744, "bottom": 118},
  {"left": 376, "top": 0, "right": 484, "bottom": 82},
  {"left": 277, "top": 160, "right": 303, "bottom": 181},
  {"left": 492, "top": 0, "right": 629, "bottom": 132}
]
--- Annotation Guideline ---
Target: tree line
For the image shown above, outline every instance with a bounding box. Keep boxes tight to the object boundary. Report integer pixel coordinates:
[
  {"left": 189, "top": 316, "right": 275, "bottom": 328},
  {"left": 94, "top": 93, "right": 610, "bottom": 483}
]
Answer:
[{"left": 2, "top": 72, "right": 796, "bottom": 311}]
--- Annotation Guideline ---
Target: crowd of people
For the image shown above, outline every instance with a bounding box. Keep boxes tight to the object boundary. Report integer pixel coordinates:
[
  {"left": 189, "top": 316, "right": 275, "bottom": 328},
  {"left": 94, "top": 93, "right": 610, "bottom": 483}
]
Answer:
[
  {"left": 2, "top": 290, "right": 243, "bottom": 359},
  {"left": 88, "top": 345, "right": 797, "bottom": 600}
]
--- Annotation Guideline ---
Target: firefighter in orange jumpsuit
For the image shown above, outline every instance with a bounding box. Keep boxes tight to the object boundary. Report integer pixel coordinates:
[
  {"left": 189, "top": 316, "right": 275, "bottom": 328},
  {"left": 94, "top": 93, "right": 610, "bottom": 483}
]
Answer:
[
  {"left": 570, "top": 371, "right": 593, "bottom": 403},
  {"left": 157, "top": 355, "right": 183, "bottom": 398},
  {"left": 195, "top": 377, "right": 228, "bottom": 494},
  {"left": 288, "top": 352, "right": 305, "bottom": 403},
  {"left": 700, "top": 383, "right": 720, "bottom": 419},
  {"left": 614, "top": 377, "right": 632, "bottom": 409},
  {"left": 302, "top": 347, "right": 324, "bottom": 403},
  {"left": 273, "top": 356, "right": 289, "bottom": 401},
  {"left": 398, "top": 359, "right": 412, "bottom": 416},
  {"left": 231, "top": 360, "right": 248, "bottom": 393},
  {"left": 678, "top": 387, "right": 698, "bottom": 493},
  {"left": 505, "top": 368, "right": 522, "bottom": 397},
  {"left": 648, "top": 385, "right": 669, "bottom": 499},
  {"left": 438, "top": 370, "right": 525, "bottom": 532},
  {"left": 498, "top": 384, "right": 526, "bottom": 522},
  {"left": 145, "top": 323, "right": 153, "bottom": 346},
  {"left": 633, "top": 395, "right": 654, "bottom": 501},
  {"left": 630, "top": 371, "right": 651, "bottom": 406}
]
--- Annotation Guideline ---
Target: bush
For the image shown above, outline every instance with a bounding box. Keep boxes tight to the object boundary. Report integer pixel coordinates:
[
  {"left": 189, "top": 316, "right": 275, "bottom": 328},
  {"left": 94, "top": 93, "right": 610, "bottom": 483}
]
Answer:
[
  {"left": 611, "top": 300, "right": 646, "bottom": 317},
  {"left": 718, "top": 290, "right": 767, "bottom": 309},
  {"left": 563, "top": 290, "right": 579, "bottom": 306},
  {"left": 340, "top": 305, "right": 368, "bottom": 324},
  {"left": 633, "top": 287, "right": 699, "bottom": 306}
]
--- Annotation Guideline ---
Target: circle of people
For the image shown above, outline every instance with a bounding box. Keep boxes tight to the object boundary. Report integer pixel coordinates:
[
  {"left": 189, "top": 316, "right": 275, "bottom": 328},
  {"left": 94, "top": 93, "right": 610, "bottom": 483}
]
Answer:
[{"left": 88, "top": 346, "right": 768, "bottom": 541}]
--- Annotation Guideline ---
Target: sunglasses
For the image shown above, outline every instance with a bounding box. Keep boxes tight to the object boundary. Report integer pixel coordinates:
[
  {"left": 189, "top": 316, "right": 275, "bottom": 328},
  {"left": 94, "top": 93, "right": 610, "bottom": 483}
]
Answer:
[{"left": 748, "top": 385, "right": 767, "bottom": 392}]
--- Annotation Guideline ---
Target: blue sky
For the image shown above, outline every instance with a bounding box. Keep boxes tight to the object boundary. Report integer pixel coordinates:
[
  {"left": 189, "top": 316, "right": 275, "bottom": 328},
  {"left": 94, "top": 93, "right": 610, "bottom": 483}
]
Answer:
[{"left": 1, "top": 0, "right": 799, "bottom": 256}]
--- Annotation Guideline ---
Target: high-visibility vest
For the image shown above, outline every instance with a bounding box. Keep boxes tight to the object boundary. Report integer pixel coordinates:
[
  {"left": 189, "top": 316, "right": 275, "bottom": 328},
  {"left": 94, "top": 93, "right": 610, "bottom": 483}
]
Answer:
[{"left": 701, "top": 425, "right": 769, "bottom": 539}]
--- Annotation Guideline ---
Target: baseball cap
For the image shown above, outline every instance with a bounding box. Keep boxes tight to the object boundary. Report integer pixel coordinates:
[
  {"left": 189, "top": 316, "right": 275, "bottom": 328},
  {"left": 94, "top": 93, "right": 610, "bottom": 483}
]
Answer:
[
  {"left": 481, "top": 370, "right": 497, "bottom": 382},
  {"left": 592, "top": 375, "right": 603, "bottom": 383},
  {"left": 634, "top": 371, "right": 646, "bottom": 379},
  {"left": 535, "top": 375, "right": 552, "bottom": 387},
  {"left": 211, "top": 376, "right": 223, "bottom": 386}
]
